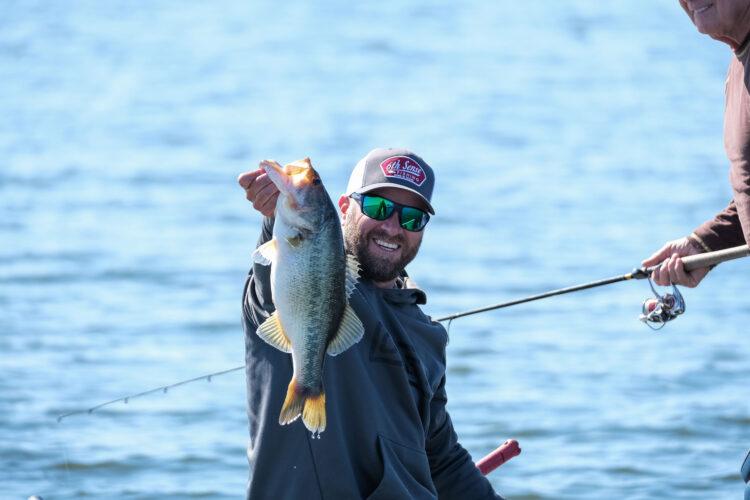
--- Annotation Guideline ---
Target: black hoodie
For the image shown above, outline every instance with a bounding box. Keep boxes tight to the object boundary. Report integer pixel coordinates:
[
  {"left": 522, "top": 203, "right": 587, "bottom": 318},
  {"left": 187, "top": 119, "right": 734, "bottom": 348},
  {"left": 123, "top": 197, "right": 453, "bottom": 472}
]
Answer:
[{"left": 241, "top": 216, "right": 503, "bottom": 499}]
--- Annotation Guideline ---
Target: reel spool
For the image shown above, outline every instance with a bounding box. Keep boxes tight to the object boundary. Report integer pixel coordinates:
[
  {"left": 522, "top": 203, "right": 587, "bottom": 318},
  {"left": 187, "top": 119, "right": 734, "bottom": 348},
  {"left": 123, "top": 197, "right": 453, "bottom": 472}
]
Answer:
[{"left": 639, "top": 277, "right": 685, "bottom": 329}]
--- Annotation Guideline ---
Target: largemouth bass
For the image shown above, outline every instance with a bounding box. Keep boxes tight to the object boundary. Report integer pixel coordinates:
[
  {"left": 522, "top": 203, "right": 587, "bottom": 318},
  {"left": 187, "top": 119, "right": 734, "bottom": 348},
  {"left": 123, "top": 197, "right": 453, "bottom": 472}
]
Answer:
[{"left": 252, "top": 157, "right": 364, "bottom": 436}]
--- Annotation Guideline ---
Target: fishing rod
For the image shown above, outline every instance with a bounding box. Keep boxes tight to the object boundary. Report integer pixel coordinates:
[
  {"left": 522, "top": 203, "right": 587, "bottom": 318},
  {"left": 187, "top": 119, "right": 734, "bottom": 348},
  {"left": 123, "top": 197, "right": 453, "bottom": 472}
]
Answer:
[
  {"left": 56, "top": 382, "right": 521, "bottom": 473},
  {"left": 57, "top": 244, "right": 749, "bottom": 422},
  {"left": 56, "top": 365, "right": 245, "bottom": 422},
  {"left": 436, "top": 244, "right": 750, "bottom": 323}
]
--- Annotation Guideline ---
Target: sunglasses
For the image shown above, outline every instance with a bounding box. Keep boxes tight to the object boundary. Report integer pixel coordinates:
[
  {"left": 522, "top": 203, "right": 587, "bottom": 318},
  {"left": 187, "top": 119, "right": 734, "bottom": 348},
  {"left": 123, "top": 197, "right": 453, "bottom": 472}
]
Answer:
[{"left": 350, "top": 193, "right": 430, "bottom": 232}]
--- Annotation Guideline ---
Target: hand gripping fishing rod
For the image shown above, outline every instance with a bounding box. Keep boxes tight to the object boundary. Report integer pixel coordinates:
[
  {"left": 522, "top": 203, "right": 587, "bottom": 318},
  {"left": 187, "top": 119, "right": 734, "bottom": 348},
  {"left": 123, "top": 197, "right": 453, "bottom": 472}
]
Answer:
[
  {"left": 436, "top": 244, "right": 750, "bottom": 323},
  {"left": 57, "top": 245, "right": 749, "bottom": 422}
]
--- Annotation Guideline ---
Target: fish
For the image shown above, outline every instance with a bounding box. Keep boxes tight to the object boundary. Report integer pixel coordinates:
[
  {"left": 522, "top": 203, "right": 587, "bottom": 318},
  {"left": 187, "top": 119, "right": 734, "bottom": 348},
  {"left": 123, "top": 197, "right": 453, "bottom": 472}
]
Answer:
[{"left": 252, "top": 157, "right": 364, "bottom": 436}]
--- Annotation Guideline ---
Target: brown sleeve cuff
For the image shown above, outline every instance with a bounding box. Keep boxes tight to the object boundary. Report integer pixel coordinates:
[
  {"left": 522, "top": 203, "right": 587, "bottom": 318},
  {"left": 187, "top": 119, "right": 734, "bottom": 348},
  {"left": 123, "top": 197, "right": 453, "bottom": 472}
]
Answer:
[
  {"left": 692, "top": 200, "right": 747, "bottom": 251},
  {"left": 688, "top": 233, "right": 712, "bottom": 253}
]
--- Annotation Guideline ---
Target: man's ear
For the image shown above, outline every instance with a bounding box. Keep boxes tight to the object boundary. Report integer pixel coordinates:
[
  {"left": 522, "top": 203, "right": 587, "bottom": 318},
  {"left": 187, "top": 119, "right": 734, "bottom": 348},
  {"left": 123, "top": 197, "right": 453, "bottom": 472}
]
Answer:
[{"left": 338, "top": 195, "right": 351, "bottom": 220}]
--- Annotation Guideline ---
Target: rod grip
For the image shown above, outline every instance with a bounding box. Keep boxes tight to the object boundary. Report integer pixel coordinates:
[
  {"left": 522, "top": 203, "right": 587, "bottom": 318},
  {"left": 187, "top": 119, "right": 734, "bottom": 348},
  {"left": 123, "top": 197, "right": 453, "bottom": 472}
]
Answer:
[
  {"left": 476, "top": 439, "right": 521, "bottom": 475},
  {"left": 682, "top": 244, "right": 750, "bottom": 272}
]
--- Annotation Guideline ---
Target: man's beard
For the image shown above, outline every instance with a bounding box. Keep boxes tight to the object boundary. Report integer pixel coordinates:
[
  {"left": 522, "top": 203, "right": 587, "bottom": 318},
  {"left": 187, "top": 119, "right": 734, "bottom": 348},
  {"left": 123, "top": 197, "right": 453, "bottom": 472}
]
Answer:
[{"left": 342, "top": 215, "right": 421, "bottom": 283}]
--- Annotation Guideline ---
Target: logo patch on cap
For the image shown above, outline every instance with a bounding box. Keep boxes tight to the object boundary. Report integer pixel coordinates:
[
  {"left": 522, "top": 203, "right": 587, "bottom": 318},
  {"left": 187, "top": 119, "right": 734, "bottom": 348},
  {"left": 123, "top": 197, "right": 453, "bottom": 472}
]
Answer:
[{"left": 379, "top": 156, "right": 426, "bottom": 186}]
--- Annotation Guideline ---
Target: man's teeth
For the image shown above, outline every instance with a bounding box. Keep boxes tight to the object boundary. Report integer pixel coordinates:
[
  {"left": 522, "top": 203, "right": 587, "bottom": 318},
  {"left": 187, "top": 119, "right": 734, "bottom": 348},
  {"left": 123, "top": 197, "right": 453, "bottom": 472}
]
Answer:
[
  {"left": 375, "top": 239, "right": 398, "bottom": 250},
  {"left": 696, "top": 5, "right": 711, "bottom": 14}
]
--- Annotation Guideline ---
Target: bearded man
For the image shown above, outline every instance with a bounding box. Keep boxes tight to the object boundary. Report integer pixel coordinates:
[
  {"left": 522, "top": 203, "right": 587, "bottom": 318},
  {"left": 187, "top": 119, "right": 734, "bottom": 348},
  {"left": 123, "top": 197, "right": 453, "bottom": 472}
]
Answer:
[{"left": 238, "top": 148, "right": 505, "bottom": 499}]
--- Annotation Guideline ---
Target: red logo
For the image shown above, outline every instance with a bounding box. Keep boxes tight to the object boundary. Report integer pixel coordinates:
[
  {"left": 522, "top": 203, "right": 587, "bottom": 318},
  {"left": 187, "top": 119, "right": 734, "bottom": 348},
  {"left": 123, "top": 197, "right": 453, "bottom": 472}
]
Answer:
[{"left": 379, "top": 156, "right": 426, "bottom": 186}]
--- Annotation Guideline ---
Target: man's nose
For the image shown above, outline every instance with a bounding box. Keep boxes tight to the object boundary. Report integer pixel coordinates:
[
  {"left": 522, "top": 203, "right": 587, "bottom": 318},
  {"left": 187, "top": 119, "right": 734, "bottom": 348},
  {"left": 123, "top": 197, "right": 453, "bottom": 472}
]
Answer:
[{"left": 378, "top": 210, "right": 402, "bottom": 233}]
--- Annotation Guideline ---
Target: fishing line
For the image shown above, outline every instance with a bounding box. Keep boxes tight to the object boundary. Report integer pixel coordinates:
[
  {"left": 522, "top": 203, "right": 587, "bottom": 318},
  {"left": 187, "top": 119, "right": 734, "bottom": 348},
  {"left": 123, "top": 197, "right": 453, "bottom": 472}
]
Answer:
[
  {"left": 57, "top": 244, "right": 749, "bottom": 422},
  {"left": 53, "top": 423, "right": 73, "bottom": 488}
]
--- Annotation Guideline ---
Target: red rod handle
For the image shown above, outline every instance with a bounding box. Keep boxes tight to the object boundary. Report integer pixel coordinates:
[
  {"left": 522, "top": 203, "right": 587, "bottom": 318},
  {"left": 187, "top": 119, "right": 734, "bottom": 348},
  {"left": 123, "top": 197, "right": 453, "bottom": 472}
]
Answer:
[{"left": 476, "top": 439, "right": 521, "bottom": 475}]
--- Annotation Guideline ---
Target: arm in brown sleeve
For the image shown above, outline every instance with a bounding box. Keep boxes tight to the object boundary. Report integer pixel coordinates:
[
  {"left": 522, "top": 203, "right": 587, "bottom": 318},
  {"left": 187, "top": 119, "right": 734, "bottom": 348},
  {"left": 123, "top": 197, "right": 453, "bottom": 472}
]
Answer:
[{"left": 691, "top": 200, "right": 747, "bottom": 251}]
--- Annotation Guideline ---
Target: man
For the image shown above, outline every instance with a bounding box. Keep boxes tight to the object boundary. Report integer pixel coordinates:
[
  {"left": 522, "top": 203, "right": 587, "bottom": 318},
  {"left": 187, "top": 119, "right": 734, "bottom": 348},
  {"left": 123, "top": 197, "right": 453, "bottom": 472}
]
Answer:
[
  {"left": 643, "top": 0, "right": 750, "bottom": 286},
  {"left": 642, "top": 3, "right": 750, "bottom": 496},
  {"left": 238, "top": 148, "right": 504, "bottom": 499}
]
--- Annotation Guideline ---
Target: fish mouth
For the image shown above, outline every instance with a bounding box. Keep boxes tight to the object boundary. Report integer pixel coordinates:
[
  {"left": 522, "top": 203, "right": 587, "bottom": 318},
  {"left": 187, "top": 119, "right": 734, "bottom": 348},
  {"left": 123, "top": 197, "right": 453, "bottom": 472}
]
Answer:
[
  {"left": 260, "top": 158, "right": 315, "bottom": 196},
  {"left": 694, "top": 3, "right": 712, "bottom": 14},
  {"left": 260, "top": 160, "right": 291, "bottom": 193}
]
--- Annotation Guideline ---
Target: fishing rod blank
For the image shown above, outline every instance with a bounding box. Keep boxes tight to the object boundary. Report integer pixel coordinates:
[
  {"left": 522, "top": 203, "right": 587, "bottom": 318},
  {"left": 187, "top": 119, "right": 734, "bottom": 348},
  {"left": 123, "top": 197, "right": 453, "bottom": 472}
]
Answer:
[
  {"left": 436, "top": 244, "right": 750, "bottom": 322},
  {"left": 56, "top": 365, "right": 244, "bottom": 422}
]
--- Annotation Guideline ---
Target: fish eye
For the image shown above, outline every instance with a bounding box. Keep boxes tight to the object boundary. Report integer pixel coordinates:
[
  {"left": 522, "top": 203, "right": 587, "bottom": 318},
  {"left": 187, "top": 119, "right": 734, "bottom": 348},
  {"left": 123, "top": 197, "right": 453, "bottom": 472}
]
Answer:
[{"left": 313, "top": 178, "right": 321, "bottom": 186}]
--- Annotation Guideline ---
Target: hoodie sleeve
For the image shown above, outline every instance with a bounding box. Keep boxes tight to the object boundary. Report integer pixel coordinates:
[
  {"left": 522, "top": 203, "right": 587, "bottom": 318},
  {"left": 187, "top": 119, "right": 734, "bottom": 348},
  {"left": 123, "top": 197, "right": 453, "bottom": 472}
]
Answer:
[
  {"left": 243, "top": 216, "right": 276, "bottom": 326},
  {"left": 425, "top": 374, "right": 505, "bottom": 500}
]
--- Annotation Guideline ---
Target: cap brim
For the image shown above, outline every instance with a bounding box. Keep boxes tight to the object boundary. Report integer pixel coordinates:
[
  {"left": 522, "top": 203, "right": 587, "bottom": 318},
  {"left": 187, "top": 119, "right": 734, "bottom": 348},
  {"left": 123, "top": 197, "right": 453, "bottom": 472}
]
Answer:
[{"left": 352, "top": 183, "right": 435, "bottom": 215}]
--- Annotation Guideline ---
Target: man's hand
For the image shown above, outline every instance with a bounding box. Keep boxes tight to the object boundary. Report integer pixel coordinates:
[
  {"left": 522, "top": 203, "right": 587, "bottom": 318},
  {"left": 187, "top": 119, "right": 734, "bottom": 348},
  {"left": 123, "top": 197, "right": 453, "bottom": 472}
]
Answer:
[
  {"left": 642, "top": 237, "right": 709, "bottom": 288},
  {"left": 238, "top": 168, "right": 279, "bottom": 217}
]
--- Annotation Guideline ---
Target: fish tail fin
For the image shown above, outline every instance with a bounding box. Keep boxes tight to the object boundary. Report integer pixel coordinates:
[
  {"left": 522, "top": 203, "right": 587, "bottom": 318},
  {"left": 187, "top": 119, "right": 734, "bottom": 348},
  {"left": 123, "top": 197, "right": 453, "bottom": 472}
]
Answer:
[
  {"left": 278, "top": 379, "right": 327, "bottom": 435},
  {"left": 302, "top": 392, "right": 326, "bottom": 435},
  {"left": 279, "top": 379, "right": 305, "bottom": 426}
]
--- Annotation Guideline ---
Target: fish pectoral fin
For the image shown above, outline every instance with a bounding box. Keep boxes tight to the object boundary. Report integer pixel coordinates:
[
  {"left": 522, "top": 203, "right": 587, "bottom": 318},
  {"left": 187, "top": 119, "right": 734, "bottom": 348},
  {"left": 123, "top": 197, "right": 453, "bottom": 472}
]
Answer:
[
  {"left": 256, "top": 312, "right": 292, "bottom": 353},
  {"left": 345, "top": 253, "right": 361, "bottom": 299},
  {"left": 252, "top": 238, "right": 277, "bottom": 266},
  {"left": 326, "top": 303, "right": 364, "bottom": 356}
]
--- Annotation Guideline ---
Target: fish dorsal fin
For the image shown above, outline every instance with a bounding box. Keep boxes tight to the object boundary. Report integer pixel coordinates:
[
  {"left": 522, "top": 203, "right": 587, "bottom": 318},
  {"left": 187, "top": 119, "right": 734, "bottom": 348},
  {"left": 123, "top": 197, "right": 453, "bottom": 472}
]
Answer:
[
  {"left": 252, "top": 238, "right": 277, "bottom": 266},
  {"left": 345, "top": 253, "right": 361, "bottom": 299},
  {"left": 326, "top": 303, "right": 364, "bottom": 356},
  {"left": 256, "top": 312, "right": 292, "bottom": 353}
]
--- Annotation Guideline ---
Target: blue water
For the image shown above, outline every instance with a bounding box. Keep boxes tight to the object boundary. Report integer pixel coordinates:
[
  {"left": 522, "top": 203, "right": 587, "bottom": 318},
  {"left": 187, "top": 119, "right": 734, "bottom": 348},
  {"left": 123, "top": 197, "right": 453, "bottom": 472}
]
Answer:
[{"left": 2, "top": 1, "right": 749, "bottom": 498}]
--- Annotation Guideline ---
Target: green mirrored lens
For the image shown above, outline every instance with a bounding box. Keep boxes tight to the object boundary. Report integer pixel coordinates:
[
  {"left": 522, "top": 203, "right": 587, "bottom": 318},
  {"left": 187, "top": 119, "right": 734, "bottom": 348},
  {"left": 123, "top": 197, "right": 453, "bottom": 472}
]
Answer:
[
  {"left": 355, "top": 193, "right": 428, "bottom": 231},
  {"left": 362, "top": 196, "right": 393, "bottom": 220},
  {"left": 400, "top": 207, "right": 426, "bottom": 231}
]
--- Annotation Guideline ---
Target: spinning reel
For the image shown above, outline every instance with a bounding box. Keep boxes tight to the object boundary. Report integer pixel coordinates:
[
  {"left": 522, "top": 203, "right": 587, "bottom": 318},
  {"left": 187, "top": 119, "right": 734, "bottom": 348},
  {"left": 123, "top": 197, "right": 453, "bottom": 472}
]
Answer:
[{"left": 639, "top": 277, "right": 685, "bottom": 329}]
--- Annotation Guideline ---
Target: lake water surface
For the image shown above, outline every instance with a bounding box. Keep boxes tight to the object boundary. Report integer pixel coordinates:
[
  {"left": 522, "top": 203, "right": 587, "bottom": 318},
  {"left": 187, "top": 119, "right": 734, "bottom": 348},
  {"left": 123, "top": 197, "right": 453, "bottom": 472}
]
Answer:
[{"left": 2, "top": 1, "right": 749, "bottom": 498}]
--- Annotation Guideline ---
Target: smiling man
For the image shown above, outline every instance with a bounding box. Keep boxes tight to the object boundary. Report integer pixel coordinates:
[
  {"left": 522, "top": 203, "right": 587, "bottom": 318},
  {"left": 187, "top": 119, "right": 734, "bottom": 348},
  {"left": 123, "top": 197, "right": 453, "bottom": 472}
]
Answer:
[
  {"left": 340, "top": 153, "right": 433, "bottom": 287},
  {"left": 238, "top": 148, "right": 504, "bottom": 499},
  {"left": 642, "top": 0, "right": 750, "bottom": 285}
]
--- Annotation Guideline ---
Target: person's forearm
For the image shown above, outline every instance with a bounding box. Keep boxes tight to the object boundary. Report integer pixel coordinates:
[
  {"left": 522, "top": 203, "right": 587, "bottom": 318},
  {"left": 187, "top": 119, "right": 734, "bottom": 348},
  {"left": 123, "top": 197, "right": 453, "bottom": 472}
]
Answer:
[{"left": 692, "top": 200, "right": 747, "bottom": 251}]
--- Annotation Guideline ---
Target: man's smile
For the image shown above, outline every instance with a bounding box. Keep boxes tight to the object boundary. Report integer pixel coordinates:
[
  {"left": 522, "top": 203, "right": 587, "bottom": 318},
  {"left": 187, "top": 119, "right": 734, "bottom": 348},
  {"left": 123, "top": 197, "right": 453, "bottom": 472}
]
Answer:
[{"left": 374, "top": 238, "right": 399, "bottom": 252}]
